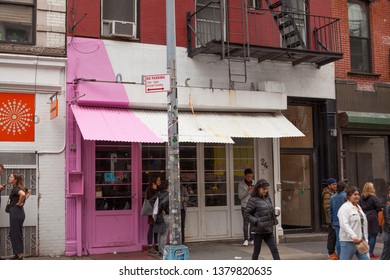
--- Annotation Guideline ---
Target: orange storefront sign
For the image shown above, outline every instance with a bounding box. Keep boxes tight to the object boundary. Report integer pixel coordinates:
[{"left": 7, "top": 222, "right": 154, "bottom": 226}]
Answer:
[{"left": 0, "top": 93, "right": 35, "bottom": 142}]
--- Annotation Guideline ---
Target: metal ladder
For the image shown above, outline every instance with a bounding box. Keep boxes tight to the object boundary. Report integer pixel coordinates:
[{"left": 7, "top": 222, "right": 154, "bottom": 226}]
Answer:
[
  {"left": 265, "top": 0, "right": 306, "bottom": 49},
  {"left": 224, "top": 0, "right": 250, "bottom": 88}
]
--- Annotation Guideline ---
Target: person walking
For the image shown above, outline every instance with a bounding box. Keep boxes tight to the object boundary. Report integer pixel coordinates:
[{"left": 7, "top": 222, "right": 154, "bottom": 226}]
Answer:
[
  {"left": 238, "top": 168, "right": 255, "bottom": 246},
  {"left": 322, "top": 177, "right": 337, "bottom": 260},
  {"left": 180, "top": 185, "right": 189, "bottom": 245},
  {"left": 244, "top": 179, "right": 280, "bottom": 260},
  {"left": 7, "top": 172, "right": 30, "bottom": 260},
  {"left": 153, "top": 180, "right": 170, "bottom": 257},
  {"left": 145, "top": 176, "right": 161, "bottom": 255},
  {"left": 338, "top": 186, "right": 369, "bottom": 260},
  {"left": 380, "top": 187, "right": 390, "bottom": 260},
  {"left": 329, "top": 181, "right": 347, "bottom": 257},
  {"left": 359, "top": 182, "right": 382, "bottom": 259}
]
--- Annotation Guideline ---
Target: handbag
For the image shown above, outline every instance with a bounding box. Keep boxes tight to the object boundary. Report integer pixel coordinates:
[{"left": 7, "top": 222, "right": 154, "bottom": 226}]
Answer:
[
  {"left": 141, "top": 198, "right": 153, "bottom": 216},
  {"left": 355, "top": 239, "right": 369, "bottom": 255},
  {"left": 5, "top": 199, "right": 11, "bottom": 213}
]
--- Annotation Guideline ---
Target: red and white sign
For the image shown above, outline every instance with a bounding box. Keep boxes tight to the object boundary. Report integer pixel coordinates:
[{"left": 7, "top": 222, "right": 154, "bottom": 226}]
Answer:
[{"left": 144, "top": 74, "right": 171, "bottom": 93}]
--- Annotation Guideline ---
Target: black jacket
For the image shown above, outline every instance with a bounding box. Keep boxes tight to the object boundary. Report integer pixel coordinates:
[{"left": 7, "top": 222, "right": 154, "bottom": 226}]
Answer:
[
  {"left": 244, "top": 195, "right": 277, "bottom": 234},
  {"left": 359, "top": 195, "right": 381, "bottom": 234}
]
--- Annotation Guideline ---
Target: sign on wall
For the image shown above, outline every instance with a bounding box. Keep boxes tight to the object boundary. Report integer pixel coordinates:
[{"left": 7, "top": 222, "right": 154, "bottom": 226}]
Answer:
[
  {"left": 0, "top": 93, "right": 35, "bottom": 142},
  {"left": 144, "top": 74, "right": 171, "bottom": 93}
]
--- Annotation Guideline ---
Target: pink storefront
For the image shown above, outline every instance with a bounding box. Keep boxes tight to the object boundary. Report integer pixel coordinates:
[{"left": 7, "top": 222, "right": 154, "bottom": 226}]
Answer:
[{"left": 65, "top": 37, "right": 163, "bottom": 256}]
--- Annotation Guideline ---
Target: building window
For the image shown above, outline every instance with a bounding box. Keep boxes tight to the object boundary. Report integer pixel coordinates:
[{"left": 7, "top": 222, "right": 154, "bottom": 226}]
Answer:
[
  {"left": 0, "top": 0, "right": 35, "bottom": 44},
  {"left": 348, "top": 1, "right": 371, "bottom": 72},
  {"left": 247, "top": 0, "right": 261, "bottom": 9},
  {"left": 180, "top": 144, "right": 198, "bottom": 207},
  {"left": 142, "top": 143, "right": 166, "bottom": 198},
  {"left": 195, "top": 0, "right": 222, "bottom": 46},
  {"left": 95, "top": 143, "right": 132, "bottom": 211},
  {"left": 204, "top": 144, "right": 227, "bottom": 207},
  {"left": 101, "top": 0, "right": 137, "bottom": 39}
]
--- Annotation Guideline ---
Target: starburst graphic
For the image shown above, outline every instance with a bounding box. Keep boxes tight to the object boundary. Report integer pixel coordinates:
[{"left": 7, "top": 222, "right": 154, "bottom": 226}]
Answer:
[
  {"left": 0, "top": 93, "right": 35, "bottom": 141},
  {"left": 0, "top": 99, "right": 33, "bottom": 135}
]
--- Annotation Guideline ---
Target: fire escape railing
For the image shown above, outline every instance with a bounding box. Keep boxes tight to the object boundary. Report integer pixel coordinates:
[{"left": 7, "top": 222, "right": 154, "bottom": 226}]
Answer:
[{"left": 187, "top": 5, "right": 342, "bottom": 56}]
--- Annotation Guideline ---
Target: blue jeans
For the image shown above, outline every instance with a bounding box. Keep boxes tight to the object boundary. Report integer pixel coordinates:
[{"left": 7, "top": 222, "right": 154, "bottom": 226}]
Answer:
[
  {"left": 339, "top": 241, "right": 370, "bottom": 260},
  {"left": 368, "top": 233, "right": 378, "bottom": 255},
  {"left": 334, "top": 226, "right": 340, "bottom": 256}
]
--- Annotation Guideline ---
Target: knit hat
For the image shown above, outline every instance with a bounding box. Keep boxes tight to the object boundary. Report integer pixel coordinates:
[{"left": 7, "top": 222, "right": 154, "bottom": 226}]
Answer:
[{"left": 327, "top": 178, "right": 337, "bottom": 185}]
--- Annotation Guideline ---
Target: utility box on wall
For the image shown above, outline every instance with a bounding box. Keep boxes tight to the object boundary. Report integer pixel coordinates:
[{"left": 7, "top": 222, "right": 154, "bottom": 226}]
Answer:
[{"left": 68, "top": 172, "right": 84, "bottom": 196}]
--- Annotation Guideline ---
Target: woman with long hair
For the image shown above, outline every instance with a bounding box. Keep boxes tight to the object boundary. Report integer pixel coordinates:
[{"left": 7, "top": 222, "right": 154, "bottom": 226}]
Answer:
[
  {"left": 359, "top": 182, "right": 381, "bottom": 258},
  {"left": 244, "top": 179, "right": 280, "bottom": 260},
  {"left": 338, "top": 186, "right": 369, "bottom": 260},
  {"left": 7, "top": 172, "right": 30, "bottom": 260},
  {"left": 145, "top": 175, "right": 161, "bottom": 255}
]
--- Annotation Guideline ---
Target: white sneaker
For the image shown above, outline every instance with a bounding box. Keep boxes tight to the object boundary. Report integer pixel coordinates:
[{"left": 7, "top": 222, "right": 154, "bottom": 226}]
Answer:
[
  {"left": 249, "top": 240, "right": 254, "bottom": 245},
  {"left": 243, "top": 240, "right": 249, "bottom": 246}
]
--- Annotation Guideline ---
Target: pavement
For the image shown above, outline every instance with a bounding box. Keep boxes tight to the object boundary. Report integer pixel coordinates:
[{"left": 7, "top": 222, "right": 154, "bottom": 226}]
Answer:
[{"left": 22, "top": 233, "right": 385, "bottom": 261}]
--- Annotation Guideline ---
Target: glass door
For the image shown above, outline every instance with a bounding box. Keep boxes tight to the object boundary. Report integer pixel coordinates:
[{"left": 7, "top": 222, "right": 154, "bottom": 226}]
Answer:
[{"left": 280, "top": 153, "right": 312, "bottom": 230}]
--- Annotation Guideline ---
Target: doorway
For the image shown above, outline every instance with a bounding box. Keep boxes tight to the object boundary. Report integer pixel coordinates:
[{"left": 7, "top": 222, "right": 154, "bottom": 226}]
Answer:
[{"left": 280, "top": 152, "right": 313, "bottom": 231}]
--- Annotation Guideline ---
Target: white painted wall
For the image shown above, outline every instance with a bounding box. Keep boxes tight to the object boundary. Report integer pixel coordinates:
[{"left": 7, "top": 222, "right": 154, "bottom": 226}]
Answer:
[
  {"left": 0, "top": 53, "right": 66, "bottom": 256},
  {"left": 105, "top": 41, "right": 336, "bottom": 104}
]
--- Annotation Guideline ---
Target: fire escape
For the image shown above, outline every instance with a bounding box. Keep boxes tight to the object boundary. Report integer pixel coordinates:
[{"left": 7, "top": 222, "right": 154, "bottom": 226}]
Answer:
[{"left": 187, "top": 0, "right": 343, "bottom": 88}]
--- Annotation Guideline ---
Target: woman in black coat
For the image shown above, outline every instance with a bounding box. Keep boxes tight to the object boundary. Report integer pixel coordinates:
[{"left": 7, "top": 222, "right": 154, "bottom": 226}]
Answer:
[
  {"left": 244, "top": 179, "right": 280, "bottom": 260},
  {"left": 359, "top": 182, "right": 381, "bottom": 258}
]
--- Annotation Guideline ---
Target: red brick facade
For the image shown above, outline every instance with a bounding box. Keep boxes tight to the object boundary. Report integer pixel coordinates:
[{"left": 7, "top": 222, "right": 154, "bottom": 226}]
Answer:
[{"left": 332, "top": 0, "right": 390, "bottom": 90}]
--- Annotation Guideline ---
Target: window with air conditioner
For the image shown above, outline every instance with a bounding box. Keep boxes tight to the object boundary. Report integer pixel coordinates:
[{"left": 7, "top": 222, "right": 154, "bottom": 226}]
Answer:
[
  {"left": 0, "top": 0, "right": 35, "bottom": 44},
  {"left": 101, "top": 0, "right": 137, "bottom": 39}
]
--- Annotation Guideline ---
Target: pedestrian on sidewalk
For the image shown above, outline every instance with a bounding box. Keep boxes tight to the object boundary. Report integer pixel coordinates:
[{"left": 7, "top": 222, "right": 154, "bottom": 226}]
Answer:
[
  {"left": 0, "top": 164, "right": 5, "bottom": 199},
  {"left": 380, "top": 187, "right": 390, "bottom": 260},
  {"left": 338, "top": 186, "right": 369, "bottom": 260},
  {"left": 359, "top": 182, "right": 381, "bottom": 259},
  {"left": 153, "top": 180, "right": 170, "bottom": 257},
  {"left": 244, "top": 179, "right": 280, "bottom": 260},
  {"left": 180, "top": 185, "right": 189, "bottom": 244},
  {"left": 330, "top": 181, "right": 347, "bottom": 257},
  {"left": 238, "top": 168, "right": 255, "bottom": 246},
  {"left": 322, "top": 177, "right": 337, "bottom": 260},
  {"left": 7, "top": 172, "right": 30, "bottom": 260},
  {"left": 145, "top": 176, "right": 161, "bottom": 255}
]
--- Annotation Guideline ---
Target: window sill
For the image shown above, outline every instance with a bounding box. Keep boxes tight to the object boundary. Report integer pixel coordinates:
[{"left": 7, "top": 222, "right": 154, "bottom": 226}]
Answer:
[{"left": 347, "top": 71, "right": 381, "bottom": 78}]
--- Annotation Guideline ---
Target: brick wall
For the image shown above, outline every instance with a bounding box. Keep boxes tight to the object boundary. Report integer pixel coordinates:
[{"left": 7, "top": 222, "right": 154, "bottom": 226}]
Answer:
[{"left": 332, "top": 0, "right": 390, "bottom": 90}]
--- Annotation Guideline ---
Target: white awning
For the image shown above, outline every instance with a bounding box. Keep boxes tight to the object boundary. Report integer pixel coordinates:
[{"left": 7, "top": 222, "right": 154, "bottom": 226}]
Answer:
[{"left": 132, "top": 110, "right": 304, "bottom": 143}]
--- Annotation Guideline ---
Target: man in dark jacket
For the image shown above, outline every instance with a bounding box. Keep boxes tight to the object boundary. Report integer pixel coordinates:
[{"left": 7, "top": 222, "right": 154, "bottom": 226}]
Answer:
[{"left": 244, "top": 179, "right": 280, "bottom": 260}]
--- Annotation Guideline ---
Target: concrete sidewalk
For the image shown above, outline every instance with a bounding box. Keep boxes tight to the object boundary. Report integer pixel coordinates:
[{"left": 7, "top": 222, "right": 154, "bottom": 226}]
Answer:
[{"left": 25, "top": 234, "right": 384, "bottom": 260}]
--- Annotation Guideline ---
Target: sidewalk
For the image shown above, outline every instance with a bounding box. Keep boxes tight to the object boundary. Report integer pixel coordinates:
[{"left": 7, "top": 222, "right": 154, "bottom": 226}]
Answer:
[{"left": 25, "top": 237, "right": 384, "bottom": 260}]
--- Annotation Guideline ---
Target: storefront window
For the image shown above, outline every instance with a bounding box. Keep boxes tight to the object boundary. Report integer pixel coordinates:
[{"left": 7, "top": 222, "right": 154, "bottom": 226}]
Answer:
[
  {"left": 233, "top": 138, "right": 254, "bottom": 205},
  {"left": 204, "top": 144, "right": 227, "bottom": 206},
  {"left": 346, "top": 136, "right": 389, "bottom": 204},
  {"left": 142, "top": 144, "right": 166, "bottom": 196},
  {"left": 95, "top": 143, "right": 132, "bottom": 211},
  {"left": 180, "top": 144, "right": 198, "bottom": 207}
]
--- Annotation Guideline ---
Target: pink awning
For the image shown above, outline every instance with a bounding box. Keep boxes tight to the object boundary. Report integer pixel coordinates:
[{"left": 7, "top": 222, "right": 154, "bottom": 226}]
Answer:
[{"left": 71, "top": 105, "right": 163, "bottom": 143}]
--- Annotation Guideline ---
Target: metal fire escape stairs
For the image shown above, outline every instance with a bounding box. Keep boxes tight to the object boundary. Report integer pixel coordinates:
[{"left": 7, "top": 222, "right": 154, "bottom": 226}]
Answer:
[
  {"left": 223, "top": 0, "right": 250, "bottom": 89},
  {"left": 265, "top": 0, "right": 306, "bottom": 49}
]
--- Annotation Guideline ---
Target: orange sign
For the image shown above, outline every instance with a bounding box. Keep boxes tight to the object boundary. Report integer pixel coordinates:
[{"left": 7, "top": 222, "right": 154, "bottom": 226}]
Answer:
[
  {"left": 0, "top": 93, "right": 35, "bottom": 142},
  {"left": 50, "top": 98, "right": 58, "bottom": 120}
]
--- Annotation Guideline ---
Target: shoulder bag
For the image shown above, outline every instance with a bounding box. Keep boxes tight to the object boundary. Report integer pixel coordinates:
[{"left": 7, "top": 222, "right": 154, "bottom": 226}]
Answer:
[{"left": 141, "top": 198, "right": 153, "bottom": 216}]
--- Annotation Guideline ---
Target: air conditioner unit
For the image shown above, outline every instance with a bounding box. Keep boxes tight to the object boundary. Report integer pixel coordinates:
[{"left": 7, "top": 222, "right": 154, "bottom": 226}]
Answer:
[{"left": 109, "top": 20, "right": 137, "bottom": 38}]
